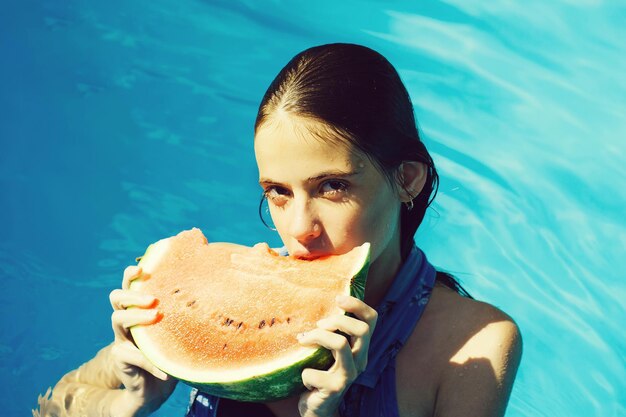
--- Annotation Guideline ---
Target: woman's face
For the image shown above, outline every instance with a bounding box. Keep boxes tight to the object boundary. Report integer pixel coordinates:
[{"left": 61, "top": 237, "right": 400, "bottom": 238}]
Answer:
[{"left": 254, "top": 113, "right": 403, "bottom": 266}]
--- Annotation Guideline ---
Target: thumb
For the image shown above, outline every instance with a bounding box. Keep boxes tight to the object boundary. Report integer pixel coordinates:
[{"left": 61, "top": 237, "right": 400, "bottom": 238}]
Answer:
[{"left": 112, "top": 342, "right": 168, "bottom": 390}]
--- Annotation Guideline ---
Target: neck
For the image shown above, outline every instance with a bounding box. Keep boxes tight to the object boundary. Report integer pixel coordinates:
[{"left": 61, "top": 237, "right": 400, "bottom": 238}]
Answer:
[{"left": 363, "top": 237, "right": 404, "bottom": 308}]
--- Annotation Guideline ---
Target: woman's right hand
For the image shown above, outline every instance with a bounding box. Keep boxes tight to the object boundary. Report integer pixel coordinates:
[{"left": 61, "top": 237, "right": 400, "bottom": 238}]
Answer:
[{"left": 108, "top": 266, "right": 178, "bottom": 417}]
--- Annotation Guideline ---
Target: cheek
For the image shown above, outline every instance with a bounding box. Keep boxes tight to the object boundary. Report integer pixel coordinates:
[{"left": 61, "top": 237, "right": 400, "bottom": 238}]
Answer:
[
  {"left": 355, "top": 198, "right": 400, "bottom": 256},
  {"left": 331, "top": 201, "right": 399, "bottom": 253},
  {"left": 268, "top": 205, "right": 311, "bottom": 250},
  {"left": 268, "top": 206, "right": 288, "bottom": 237}
]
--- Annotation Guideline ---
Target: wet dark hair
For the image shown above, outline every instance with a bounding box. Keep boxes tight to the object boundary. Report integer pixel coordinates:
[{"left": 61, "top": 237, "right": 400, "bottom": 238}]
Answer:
[{"left": 255, "top": 43, "right": 471, "bottom": 298}]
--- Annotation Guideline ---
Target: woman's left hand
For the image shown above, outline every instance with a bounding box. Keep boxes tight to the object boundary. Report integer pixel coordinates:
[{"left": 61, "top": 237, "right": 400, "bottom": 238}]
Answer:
[{"left": 297, "top": 295, "right": 378, "bottom": 417}]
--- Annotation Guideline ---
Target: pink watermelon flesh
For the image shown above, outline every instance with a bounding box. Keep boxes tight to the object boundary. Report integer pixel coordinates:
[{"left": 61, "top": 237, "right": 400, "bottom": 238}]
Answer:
[{"left": 130, "top": 228, "right": 368, "bottom": 376}]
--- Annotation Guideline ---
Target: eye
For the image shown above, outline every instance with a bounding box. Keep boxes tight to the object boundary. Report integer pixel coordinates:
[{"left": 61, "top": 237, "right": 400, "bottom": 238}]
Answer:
[
  {"left": 320, "top": 180, "right": 348, "bottom": 197},
  {"left": 264, "top": 186, "right": 291, "bottom": 207}
]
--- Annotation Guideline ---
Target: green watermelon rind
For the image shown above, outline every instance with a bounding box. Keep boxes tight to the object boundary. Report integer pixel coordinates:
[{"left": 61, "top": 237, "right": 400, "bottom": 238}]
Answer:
[
  {"left": 181, "top": 344, "right": 334, "bottom": 402},
  {"left": 130, "top": 238, "right": 370, "bottom": 402}
]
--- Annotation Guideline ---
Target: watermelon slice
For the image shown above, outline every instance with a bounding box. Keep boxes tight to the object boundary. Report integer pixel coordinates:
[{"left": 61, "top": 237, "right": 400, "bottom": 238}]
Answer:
[{"left": 129, "top": 228, "right": 370, "bottom": 402}]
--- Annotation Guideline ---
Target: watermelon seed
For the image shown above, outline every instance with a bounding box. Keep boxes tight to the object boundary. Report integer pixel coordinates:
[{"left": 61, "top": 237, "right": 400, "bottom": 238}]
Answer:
[
  {"left": 259, "top": 320, "right": 266, "bottom": 329},
  {"left": 223, "top": 318, "right": 234, "bottom": 326},
  {"left": 223, "top": 343, "right": 227, "bottom": 349},
  {"left": 270, "top": 318, "right": 276, "bottom": 327},
  {"left": 186, "top": 300, "right": 196, "bottom": 307},
  {"left": 237, "top": 322, "right": 243, "bottom": 329},
  {"left": 172, "top": 289, "right": 181, "bottom": 294},
  {"left": 287, "top": 317, "right": 291, "bottom": 324}
]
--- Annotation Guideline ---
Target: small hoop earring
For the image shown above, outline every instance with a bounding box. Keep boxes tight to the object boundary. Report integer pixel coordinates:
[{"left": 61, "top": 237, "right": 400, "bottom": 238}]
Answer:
[{"left": 403, "top": 188, "right": 416, "bottom": 211}]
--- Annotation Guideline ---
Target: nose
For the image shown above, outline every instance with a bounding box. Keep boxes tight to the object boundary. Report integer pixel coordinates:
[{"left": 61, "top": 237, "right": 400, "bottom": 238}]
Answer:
[{"left": 288, "top": 197, "right": 322, "bottom": 245}]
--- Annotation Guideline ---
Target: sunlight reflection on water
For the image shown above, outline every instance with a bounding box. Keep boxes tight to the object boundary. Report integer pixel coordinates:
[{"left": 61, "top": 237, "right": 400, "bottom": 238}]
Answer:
[{"left": 1, "top": 1, "right": 624, "bottom": 416}]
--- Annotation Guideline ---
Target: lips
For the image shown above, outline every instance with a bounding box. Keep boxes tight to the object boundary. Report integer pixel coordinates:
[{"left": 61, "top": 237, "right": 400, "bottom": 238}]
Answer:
[{"left": 291, "top": 251, "right": 330, "bottom": 260}]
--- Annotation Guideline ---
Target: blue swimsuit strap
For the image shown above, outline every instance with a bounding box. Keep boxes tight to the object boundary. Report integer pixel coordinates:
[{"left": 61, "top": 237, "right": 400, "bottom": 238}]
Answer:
[
  {"left": 350, "top": 245, "right": 437, "bottom": 388},
  {"left": 338, "top": 246, "right": 437, "bottom": 417}
]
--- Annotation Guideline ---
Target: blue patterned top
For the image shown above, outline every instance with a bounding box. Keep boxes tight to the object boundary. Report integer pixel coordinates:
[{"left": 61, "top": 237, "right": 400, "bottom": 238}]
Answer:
[{"left": 185, "top": 245, "right": 436, "bottom": 417}]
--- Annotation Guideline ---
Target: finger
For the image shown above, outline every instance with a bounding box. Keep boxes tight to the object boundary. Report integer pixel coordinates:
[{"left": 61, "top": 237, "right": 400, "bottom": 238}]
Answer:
[
  {"left": 112, "top": 341, "right": 169, "bottom": 381},
  {"left": 336, "top": 295, "right": 378, "bottom": 329},
  {"left": 110, "top": 289, "right": 156, "bottom": 311},
  {"left": 298, "top": 329, "right": 355, "bottom": 376},
  {"left": 316, "top": 315, "right": 370, "bottom": 338},
  {"left": 111, "top": 309, "right": 159, "bottom": 341},
  {"left": 301, "top": 368, "right": 345, "bottom": 394},
  {"left": 122, "top": 266, "right": 144, "bottom": 290},
  {"left": 317, "top": 315, "right": 371, "bottom": 371}
]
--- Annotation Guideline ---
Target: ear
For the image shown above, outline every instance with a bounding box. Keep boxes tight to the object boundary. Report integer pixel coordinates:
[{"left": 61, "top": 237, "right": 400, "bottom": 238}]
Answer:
[{"left": 397, "top": 161, "right": 428, "bottom": 202}]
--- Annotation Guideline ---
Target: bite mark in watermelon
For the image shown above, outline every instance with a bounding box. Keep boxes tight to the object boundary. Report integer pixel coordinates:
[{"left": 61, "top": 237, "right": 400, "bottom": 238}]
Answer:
[{"left": 129, "top": 228, "right": 370, "bottom": 402}]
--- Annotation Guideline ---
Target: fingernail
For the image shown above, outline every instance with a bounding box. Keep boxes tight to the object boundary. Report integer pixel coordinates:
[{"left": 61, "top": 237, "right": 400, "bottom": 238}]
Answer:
[{"left": 144, "top": 296, "right": 158, "bottom": 308}]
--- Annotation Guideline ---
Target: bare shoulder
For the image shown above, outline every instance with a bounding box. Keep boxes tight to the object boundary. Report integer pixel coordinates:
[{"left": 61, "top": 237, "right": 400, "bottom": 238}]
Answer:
[
  {"left": 396, "top": 284, "right": 523, "bottom": 417},
  {"left": 435, "top": 283, "right": 522, "bottom": 354},
  {"left": 432, "top": 285, "right": 522, "bottom": 416}
]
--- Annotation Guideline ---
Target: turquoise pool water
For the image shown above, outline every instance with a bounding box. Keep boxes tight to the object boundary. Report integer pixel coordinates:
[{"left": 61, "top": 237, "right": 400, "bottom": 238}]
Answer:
[{"left": 1, "top": 1, "right": 625, "bottom": 415}]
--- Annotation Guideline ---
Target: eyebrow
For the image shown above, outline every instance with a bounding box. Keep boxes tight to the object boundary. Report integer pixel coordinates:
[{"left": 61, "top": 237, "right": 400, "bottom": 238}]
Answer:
[{"left": 259, "top": 169, "right": 360, "bottom": 185}]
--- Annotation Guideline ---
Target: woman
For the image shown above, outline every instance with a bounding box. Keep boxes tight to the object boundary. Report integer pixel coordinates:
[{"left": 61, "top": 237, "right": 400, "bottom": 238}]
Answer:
[{"left": 36, "top": 43, "right": 522, "bottom": 417}]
